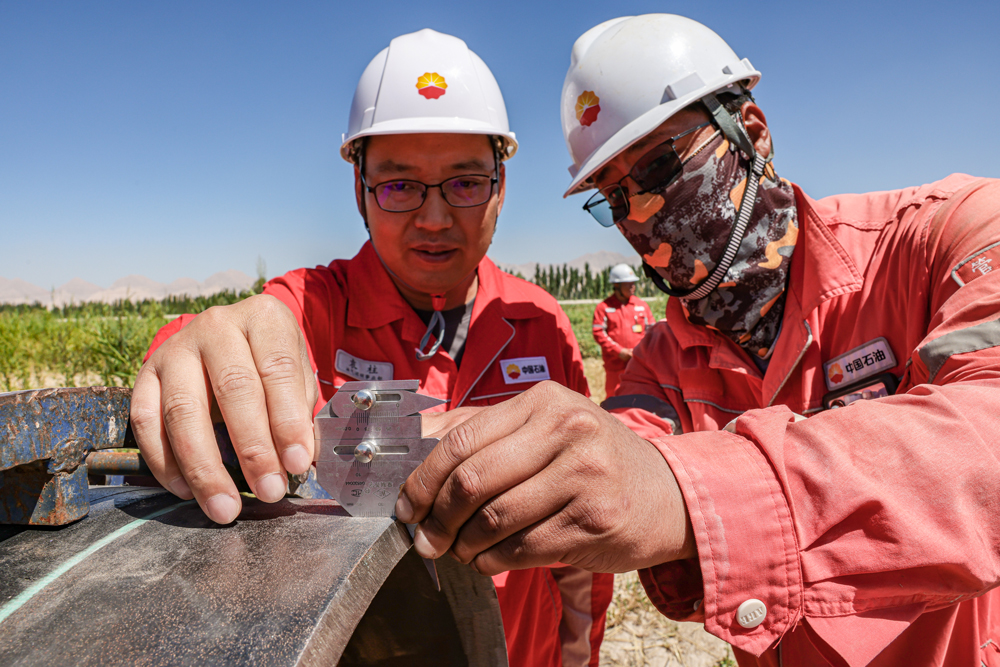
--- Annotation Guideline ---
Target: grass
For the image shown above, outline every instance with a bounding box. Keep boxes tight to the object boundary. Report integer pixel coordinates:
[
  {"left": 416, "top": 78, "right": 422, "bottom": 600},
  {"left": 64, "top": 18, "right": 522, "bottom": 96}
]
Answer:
[
  {"left": 0, "top": 286, "right": 260, "bottom": 392},
  {"left": 0, "top": 304, "right": 169, "bottom": 391},
  {"left": 3, "top": 290, "right": 663, "bottom": 393}
]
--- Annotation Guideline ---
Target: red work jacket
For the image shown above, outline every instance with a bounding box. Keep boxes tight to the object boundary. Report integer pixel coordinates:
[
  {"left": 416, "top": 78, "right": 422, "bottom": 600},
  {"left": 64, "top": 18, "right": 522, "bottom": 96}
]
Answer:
[
  {"left": 606, "top": 176, "right": 1000, "bottom": 666},
  {"left": 592, "top": 294, "right": 653, "bottom": 396},
  {"left": 150, "top": 241, "right": 613, "bottom": 667}
]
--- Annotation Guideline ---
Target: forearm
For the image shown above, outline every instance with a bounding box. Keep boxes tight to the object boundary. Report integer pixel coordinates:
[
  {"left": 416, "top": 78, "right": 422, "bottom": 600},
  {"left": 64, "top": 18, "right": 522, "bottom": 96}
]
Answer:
[{"left": 640, "top": 379, "right": 1000, "bottom": 656}]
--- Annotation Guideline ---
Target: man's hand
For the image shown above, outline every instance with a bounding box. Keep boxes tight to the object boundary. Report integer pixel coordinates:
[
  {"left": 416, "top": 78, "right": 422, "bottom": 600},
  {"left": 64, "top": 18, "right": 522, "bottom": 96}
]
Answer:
[
  {"left": 618, "top": 348, "right": 633, "bottom": 361},
  {"left": 394, "top": 381, "right": 694, "bottom": 575},
  {"left": 422, "top": 406, "right": 483, "bottom": 439},
  {"left": 130, "top": 295, "right": 318, "bottom": 524}
]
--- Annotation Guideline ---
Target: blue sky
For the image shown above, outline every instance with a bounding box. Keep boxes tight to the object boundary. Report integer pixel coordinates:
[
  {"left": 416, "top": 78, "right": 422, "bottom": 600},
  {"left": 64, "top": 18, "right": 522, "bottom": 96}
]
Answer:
[{"left": 2, "top": 1, "right": 998, "bottom": 288}]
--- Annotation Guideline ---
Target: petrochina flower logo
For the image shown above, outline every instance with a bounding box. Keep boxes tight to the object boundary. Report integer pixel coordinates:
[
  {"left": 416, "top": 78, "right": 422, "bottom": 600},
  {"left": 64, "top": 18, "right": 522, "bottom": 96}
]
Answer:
[
  {"left": 828, "top": 362, "right": 844, "bottom": 385},
  {"left": 576, "top": 90, "right": 601, "bottom": 127},
  {"left": 505, "top": 363, "right": 521, "bottom": 380},
  {"left": 416, "top": 72, "right": 447, "bottom": 99}
]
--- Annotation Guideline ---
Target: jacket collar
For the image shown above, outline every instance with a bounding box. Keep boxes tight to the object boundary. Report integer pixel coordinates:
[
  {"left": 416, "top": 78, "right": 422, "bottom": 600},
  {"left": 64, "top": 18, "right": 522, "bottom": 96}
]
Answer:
[
  {"left": 345, "top": 241, "right": 423, "bottom": 341},
  {"left": 608, "top": 293, "right": 633, "bottom": 308},
  {"left": 787, "top": 183, "right": 864, "bottom": 317},
  {"left": 345, "top": 241, "right": 545, "bottom": 344},
  {"left": 664, "top": 182, "right": 863, "bottom": 356}
]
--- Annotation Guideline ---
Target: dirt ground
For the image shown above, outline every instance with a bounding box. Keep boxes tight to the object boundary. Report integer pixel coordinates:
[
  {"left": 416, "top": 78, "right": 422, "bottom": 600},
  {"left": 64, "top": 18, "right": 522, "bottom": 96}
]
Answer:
[
  {"left": 600, "top": 572, "right": 734, "bottom": 667},
  {"left": 584, "top": 359, "right": 735, "bottom": 667}
]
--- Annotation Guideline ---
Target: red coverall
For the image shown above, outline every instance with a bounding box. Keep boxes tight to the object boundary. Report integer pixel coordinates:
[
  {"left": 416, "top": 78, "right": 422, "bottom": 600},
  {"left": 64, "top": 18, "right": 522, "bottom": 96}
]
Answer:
[
  {"left": 149, "top": 241, "right": 614, "bottom": 667},
  {"left": 604, "top": 175, "right": 1000, "bottom": 666},
  {"left": 591, "top": 293, "right": 652, "bottom": 397}
]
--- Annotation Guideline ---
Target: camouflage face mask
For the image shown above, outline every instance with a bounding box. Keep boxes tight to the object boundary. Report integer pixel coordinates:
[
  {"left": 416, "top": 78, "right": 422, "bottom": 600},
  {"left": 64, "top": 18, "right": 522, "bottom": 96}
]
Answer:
[{"left": 615, "top": 131, "right": 799, "bottom": 360}]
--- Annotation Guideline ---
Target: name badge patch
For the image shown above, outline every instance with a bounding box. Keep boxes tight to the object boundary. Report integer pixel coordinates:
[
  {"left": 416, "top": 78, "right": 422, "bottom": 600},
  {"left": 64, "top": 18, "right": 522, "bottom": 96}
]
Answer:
[
  {"left": 335, "top": 350, "right": 394, "bottom": 381},
  {"left": 500, "top": 356, "right": 550, "bottom": 385},
  {"left": 632, "top": 324, "right": 644, "bottom": 333},
  {"left": 951, "top": 241, "right": 1000, "bottom": 287},
  {"left": 823, "top": 337, "right": 896, "bottom": 391}
]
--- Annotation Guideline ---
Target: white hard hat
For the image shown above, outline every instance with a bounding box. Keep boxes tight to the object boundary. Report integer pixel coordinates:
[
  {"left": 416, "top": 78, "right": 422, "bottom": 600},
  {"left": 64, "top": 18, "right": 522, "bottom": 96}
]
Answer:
[
  {"left": 609, "top": 264, "right": 639, "bottom": 283},
  {"left": 561, "top": 14, "right": 759, "bottom": 196},
  {"left": 340, "top": 29, "right": 517, "bottom": 162}
]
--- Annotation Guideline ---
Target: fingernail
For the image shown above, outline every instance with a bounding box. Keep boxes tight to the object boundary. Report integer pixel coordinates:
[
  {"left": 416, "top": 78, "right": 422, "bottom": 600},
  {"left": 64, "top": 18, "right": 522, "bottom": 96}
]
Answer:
[
  {"left": 281, "top": 445, "right": 311, "bottom": 474},
  {"left": 395, "top": 493, "right": 414, "bottom": 523},
  {"left": 413, "top": 526, "right": 437, "bottom": 559},
  {"left": 168, "top": 476, "right": 192, "bottom": 498},
  {"left": 255, "top": 473, "right": 287, "bottom": 503},
  {"left": 205, "top": 494, "right": 240, "bottom": 524}
]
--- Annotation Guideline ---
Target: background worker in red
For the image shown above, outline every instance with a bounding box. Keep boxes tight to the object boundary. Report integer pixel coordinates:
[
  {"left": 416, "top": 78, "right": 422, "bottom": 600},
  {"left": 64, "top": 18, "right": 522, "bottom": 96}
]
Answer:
[
  {"left": 132, "top": 29, "right": 612, "bottom": 667},
  {"left": 591, "top": 263, "right": 651, "bottom": 397},
  {"left": 392, "top": 15, "right": 1000, "bottom": 667}
]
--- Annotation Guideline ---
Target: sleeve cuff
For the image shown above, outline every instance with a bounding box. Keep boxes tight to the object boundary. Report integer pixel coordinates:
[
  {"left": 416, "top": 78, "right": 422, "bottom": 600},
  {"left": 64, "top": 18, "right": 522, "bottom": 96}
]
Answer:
[
  {"left": 638, "top": 558, "right": 705, "bottom": 622},
  {"left": 644, "top": 419, "right": 803, "bottom": 656}
]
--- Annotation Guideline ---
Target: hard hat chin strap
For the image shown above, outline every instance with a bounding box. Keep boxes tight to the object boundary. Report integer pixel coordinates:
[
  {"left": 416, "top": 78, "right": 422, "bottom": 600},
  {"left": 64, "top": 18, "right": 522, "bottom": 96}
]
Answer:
[
  {"left": 702, "top": 93, "right": 756, "bottom": 158},
  {"left": 644, "top": 94, "right": 771, "bottom": 301}
]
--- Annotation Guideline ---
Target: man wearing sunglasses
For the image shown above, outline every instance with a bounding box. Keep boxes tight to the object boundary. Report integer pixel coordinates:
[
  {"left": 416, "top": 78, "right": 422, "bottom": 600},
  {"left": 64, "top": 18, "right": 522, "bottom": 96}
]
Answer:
[
  {"left": 395, "top": 14, "right": 1000, "bottom": 667},
  {"left": 131, "top": 29, "right": 613, "bottom": 667}
]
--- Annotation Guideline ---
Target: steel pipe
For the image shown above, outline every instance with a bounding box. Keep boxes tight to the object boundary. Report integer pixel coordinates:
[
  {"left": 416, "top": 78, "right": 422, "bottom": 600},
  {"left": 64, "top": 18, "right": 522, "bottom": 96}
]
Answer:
[
  {"left": 83, "top": 450, "right": 150, "bottom": 476},
  {"left": 0, "top": 486, "right": 507, "bottom": 666}
]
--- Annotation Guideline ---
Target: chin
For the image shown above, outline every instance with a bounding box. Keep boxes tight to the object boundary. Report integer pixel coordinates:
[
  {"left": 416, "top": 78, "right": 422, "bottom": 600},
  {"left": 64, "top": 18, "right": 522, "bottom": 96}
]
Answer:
[{"left": 403, "top": 269, "right": 461, "bottom": 295}]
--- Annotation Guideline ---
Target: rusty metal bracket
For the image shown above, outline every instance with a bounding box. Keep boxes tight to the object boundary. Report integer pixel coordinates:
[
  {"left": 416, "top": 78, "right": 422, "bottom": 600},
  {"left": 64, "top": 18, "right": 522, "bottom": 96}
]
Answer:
[
  {"left": 0, "top": 387, "right": 131, "bottom": 525},
  {"left": 0, "top": 387, "right": 330, "bottom": 526}
]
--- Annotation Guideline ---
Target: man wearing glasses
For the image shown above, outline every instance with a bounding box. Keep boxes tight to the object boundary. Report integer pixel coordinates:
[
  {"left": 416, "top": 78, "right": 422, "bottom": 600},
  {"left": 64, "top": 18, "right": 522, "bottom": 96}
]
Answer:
[
  {"left": 132, "top": 29, "right": 612, "bottom": 667},
  {"left": 395, "top": 15, "right": 1000, "bottom": 667}
]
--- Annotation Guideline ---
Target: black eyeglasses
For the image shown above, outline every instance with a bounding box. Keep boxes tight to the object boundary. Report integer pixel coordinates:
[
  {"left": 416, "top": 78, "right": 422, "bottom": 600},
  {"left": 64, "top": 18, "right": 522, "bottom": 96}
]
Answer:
[
  {"left": 583, "top": 121, "right": 713, "bottom": 227},
  {"left": 360, "top": 153, "right": 500, "bottom": 213}
]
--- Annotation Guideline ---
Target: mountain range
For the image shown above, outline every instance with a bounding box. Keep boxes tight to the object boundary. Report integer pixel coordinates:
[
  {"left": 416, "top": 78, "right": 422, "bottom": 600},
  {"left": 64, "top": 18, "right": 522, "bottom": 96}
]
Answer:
[
  {"left": 0, "top": 270, "right": 256, "bottom": 307},
  {"left": 0, "top": 251, "right": 641, "bottom": 307}
]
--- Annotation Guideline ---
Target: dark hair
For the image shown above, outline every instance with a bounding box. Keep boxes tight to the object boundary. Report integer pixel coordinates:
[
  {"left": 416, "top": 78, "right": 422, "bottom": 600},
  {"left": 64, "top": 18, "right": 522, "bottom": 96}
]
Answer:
[
  {"left": 716, "top": 89, "right": 755, "bottom": 116},
  {"left": 693, "top": 87, "right": 756, "bottom": 141},
  {"left": 345, "top": 136, "right": 369, "bottom": 166}
]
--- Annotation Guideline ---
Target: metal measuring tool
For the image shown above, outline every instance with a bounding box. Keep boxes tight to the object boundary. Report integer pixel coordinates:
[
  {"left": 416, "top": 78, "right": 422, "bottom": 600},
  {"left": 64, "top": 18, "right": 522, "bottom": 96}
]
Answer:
[{"left": 314, "top": 380, "right": 446, "bottom": 587}]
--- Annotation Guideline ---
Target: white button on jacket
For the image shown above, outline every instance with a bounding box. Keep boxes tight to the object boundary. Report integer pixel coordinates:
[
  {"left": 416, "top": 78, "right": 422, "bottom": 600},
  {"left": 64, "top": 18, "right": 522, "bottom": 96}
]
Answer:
[{"left": 737, "top": 599, "right": 767, "bottom": 629}]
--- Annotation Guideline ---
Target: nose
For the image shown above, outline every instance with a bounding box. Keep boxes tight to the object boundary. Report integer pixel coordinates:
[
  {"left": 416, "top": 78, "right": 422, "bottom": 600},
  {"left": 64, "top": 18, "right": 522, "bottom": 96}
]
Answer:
[{"left": 413, "top": 186, "right": 455, "bottom": 231}]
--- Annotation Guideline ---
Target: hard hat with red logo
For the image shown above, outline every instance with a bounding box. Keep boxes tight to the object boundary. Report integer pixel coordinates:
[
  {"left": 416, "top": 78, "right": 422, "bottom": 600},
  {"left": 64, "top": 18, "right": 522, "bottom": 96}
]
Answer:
[
  {"left": 340, "top": 29, "right": 517, "bottom": 162},
  {"left": 561, "top": 14, "right": 759, "bottom": 196}
]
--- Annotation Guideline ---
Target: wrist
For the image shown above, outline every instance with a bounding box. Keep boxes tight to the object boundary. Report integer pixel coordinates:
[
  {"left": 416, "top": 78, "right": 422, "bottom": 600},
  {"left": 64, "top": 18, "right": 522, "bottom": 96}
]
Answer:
[{"left": 629, "top": 438, "right": 696, "bottom": 568}]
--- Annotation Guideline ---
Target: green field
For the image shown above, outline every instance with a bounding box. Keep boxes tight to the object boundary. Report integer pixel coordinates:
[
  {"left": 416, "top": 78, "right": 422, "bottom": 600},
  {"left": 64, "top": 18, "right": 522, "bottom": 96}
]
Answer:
[
  {"left": 1, "top": 288, "right": 665, "bottom": 392},
  {"left": 0, "top": 289, "right": 260, "bottom": 391}
]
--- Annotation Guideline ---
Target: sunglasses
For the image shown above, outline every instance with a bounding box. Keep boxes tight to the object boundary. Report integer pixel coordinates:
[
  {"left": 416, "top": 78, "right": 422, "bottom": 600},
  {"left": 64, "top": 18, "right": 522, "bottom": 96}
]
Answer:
[{"left": 583, "top": 121, "right": 713, "bottom": 227}]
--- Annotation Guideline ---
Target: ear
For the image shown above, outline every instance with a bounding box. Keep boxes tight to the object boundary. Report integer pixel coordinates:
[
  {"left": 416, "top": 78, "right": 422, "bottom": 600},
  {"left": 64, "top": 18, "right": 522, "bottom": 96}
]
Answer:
[
  {"left": 354, "top": 164, "right": 370, "bottom": 228},
  {"left": 740, "top": 101, "right": 772, "bottom": 160},
  {"left": 496, "top": 161, "right": 506, "bottom": 216}
]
